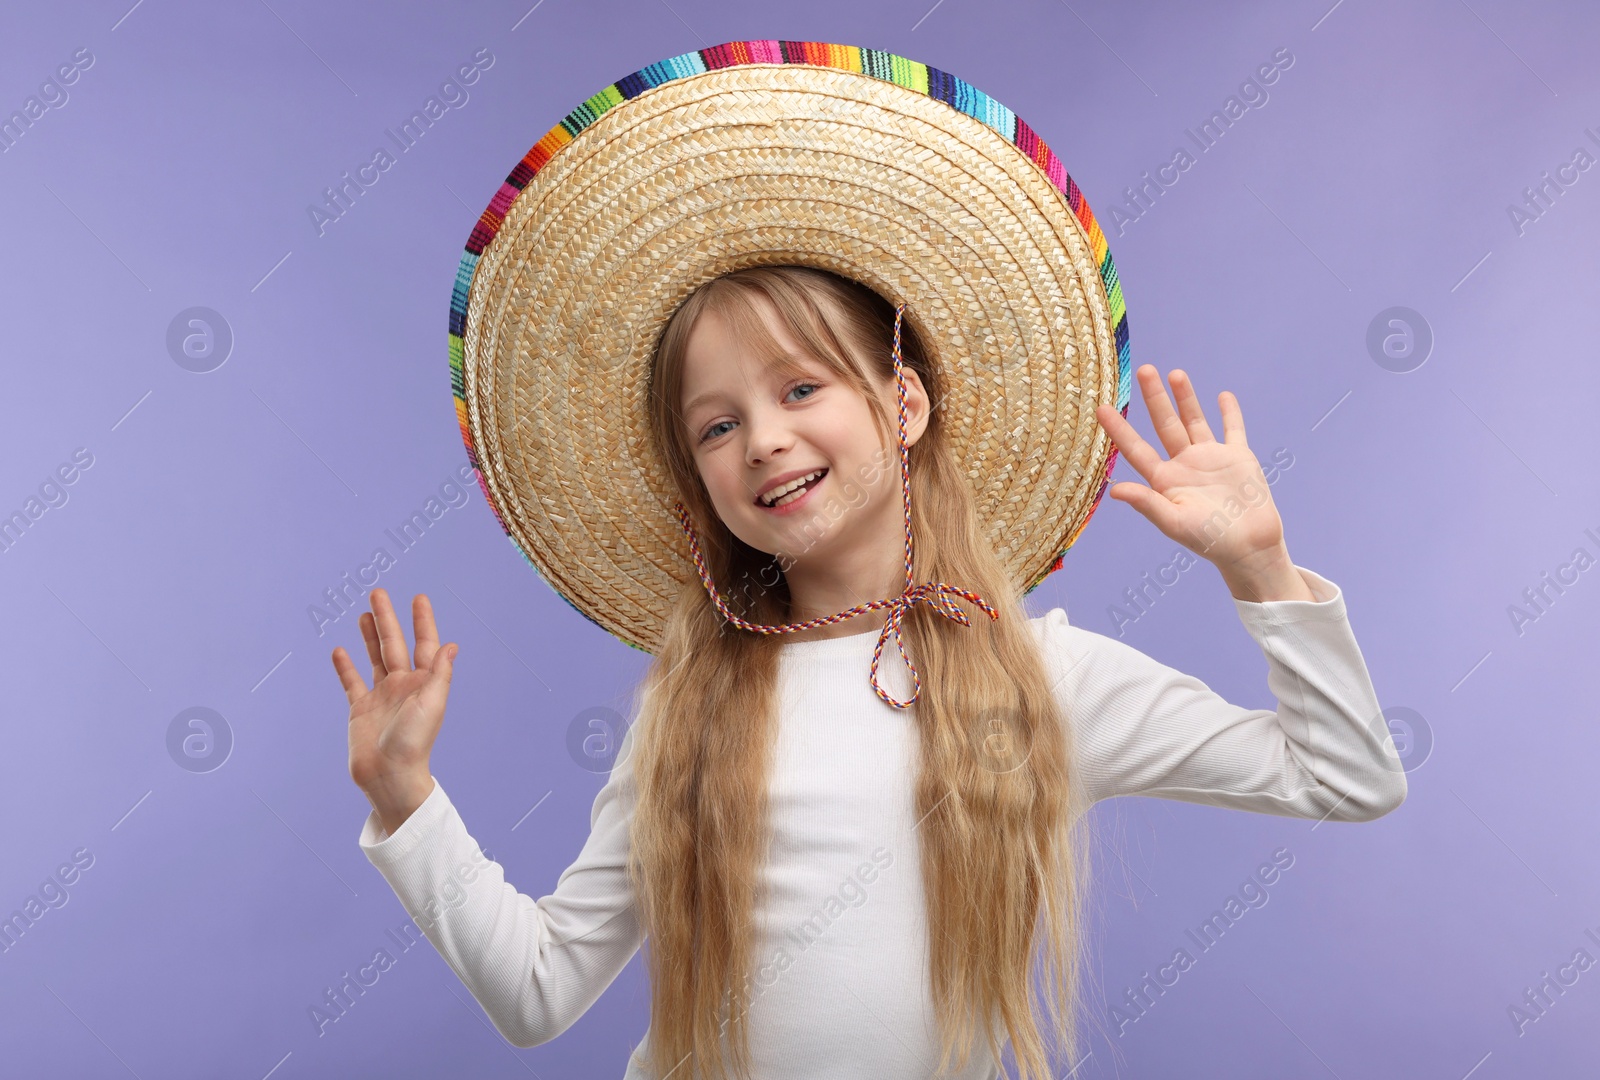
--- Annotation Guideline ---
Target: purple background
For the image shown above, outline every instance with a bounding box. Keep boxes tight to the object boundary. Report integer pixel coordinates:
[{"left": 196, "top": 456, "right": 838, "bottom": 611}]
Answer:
[{"left": 3, "top": 0, "right": 1596, "bottom": 1076}]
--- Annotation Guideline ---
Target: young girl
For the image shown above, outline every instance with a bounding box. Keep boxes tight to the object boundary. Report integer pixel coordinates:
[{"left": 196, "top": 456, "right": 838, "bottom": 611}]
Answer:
[{"left": 332, "top": 265, "right": 1406, "bottom": 1080}]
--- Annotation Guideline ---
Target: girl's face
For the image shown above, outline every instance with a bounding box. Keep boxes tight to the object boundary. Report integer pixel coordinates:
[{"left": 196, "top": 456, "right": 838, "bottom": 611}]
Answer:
[{"left": 678, "top": 298, "right": 929, "bottom": 566}]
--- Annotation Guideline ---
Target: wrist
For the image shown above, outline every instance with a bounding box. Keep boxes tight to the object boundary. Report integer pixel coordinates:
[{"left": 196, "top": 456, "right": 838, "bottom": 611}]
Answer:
[
  {"left": 365, "top": 769, "right": 436, "bottom": 836},
  {"left": 1219, "top": 544, "right": 1313, "bottom": 603}
]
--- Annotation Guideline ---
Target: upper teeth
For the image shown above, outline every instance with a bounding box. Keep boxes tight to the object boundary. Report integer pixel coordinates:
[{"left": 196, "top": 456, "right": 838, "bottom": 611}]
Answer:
[{"left": 762, "top": 470, "right": 824, "bottom": 506}]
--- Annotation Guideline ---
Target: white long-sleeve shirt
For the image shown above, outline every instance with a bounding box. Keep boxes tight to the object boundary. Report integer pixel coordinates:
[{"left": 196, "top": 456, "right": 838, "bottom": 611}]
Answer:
[{"left": 357, "top": 565, "right": 1406, "bottom": 1078}]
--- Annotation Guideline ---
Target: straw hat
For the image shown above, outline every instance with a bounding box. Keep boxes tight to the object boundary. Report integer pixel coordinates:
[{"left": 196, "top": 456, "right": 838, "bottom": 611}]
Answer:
[{"left": 449, "top": 40, "right": 1131, "bottom": 656}]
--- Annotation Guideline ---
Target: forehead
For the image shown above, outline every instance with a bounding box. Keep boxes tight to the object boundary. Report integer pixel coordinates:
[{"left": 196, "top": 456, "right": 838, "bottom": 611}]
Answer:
[{"left": 678, "top": 302, "right": 820, "bottom": 409}]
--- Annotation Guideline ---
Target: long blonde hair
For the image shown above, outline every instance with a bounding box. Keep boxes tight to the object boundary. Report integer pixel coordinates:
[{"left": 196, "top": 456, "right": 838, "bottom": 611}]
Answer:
[{"left": 629, "top": 265, "right": 1093, "bottom": 1080}]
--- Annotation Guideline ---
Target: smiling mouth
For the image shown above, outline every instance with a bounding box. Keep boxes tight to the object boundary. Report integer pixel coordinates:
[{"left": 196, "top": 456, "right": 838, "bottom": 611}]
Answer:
[{"left": 757, "top": 468, "right": 829, "bottom": 510}]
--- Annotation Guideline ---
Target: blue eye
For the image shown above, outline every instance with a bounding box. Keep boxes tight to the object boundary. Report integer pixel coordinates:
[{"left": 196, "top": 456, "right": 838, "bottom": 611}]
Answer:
[
  {"left": 696, "top": 382, "right": 822, "bottom": 443},
  {"left": 700, "top": 420, "right": 735, "bottom": 443}
]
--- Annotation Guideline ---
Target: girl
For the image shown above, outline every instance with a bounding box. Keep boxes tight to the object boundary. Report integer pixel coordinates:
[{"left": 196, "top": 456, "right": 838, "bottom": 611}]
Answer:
[{"left": 332, "top": 266, "right": 1406, "bottom": 1080}]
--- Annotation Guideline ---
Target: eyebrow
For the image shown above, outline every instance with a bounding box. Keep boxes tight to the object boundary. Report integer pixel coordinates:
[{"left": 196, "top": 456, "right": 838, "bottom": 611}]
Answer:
[{"left": 682, "top": 388, "right": 727, "bottom": 419}]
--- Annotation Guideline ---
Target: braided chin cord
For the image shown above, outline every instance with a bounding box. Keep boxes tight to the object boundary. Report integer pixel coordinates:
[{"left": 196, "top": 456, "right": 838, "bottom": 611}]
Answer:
[{"left": 671, "top": 302, "right": 1000, "bottom": 709}]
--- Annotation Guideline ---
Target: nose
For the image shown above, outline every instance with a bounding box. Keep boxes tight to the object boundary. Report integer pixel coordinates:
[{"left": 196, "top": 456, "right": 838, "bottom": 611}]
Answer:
[{"left": 742, "top": 400, "right": 793, "bottom": 468}]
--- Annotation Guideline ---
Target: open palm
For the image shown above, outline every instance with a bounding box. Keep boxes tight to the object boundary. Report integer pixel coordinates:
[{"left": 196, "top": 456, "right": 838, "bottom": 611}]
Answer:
[
  {"left": 331, "top": 589, "right": 457, "bottom": 796},
  {"left": 1094, "top": 365, "right": 1286, "bottom": 568}
]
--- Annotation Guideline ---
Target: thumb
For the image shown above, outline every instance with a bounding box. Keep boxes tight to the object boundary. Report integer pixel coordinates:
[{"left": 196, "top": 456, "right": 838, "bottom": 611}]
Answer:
[
  {"left": 1111, "top": 482, "right": 1184, "bottom": 535},
  {"left": 1109, "top": 481, "right": 1160, "bottom": 516}
]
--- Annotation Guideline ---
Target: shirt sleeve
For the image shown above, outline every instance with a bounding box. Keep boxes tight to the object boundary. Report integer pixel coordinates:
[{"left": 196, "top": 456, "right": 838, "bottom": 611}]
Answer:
[
  {"left": 1035, "top": 564, "right": 1407, "bottom": 822},
  {"left": 356, "top": 722, "right": 644, "bottom": 1048}
]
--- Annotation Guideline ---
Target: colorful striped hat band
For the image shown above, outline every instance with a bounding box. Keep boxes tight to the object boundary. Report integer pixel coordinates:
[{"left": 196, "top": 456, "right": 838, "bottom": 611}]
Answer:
[
  {"left": 451, "top": 40, "right": 1131, "bottom": 672},
  {"left": 671, "top": 302, "right": 1000, "bottom": 710}
]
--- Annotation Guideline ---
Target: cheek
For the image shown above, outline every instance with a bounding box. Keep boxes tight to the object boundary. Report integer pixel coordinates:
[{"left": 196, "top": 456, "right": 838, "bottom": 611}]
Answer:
[
  {"left": 816, "top": 407, "right": 879, "bottom": 458},
  {"left": 841, "top": 420, "right": 891, "bottom": 475},
  {"left": 699, "top": 450, "right": 749, "bottom": 508}
]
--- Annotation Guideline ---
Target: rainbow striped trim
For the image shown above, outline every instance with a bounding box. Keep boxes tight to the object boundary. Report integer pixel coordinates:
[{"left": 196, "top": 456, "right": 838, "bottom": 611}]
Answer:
[{"left": 448, "top": 40, "right": 1132, "bottom": 647}]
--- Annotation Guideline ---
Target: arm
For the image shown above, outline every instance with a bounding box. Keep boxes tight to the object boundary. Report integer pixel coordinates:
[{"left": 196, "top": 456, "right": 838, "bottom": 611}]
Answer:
[
  {"left": 330, "top": 588, "right": 643, "bottom": 1049},
  {"left": 356, "top": 722, "right": 643, "bottom": 1048},
  {"left": 1075, "top": 367, "right": 1406, "bottom": 820},
  {"left": 1037, "top": 564, "right": 1407, "bottom": 822}
]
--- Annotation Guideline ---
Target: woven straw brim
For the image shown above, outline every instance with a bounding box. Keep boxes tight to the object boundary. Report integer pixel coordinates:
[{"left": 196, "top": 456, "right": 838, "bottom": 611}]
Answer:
[{"left": 457, "top": 54, "right": 1128, "bottom": 654}]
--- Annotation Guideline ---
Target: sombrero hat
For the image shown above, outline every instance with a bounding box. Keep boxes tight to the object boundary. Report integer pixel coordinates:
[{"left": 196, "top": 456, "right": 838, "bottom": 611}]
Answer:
[{"left": 449, "top": 39, "right": 1131, "bottom": 659}]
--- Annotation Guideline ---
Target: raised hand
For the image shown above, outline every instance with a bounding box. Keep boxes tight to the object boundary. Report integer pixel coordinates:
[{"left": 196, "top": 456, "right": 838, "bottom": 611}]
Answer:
[
  {"left": 1094, "top": 365, "right": 1314, "bottom": 604},
  {"left": 331, "top": 589, "right": 459, "bottom": 835}
]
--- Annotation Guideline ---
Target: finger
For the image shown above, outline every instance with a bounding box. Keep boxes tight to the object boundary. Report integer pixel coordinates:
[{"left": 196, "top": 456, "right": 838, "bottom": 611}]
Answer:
[
  {"left": 1218, "top": 391, "right": 1248, "bottom": 446},
  {"left": 412, "top": 593, "right": 441, "bottom": 670},
  {"left": 1095, "top": 403, "right": 1167, "bottom": 482},
  {"left": 434, "top": 642, "right": 457, "bottom": 684},
  {"left": 370, "top": 588, "right": 414, "bottom": 674},
  {"left": 1135, "top": 364, "right": 1192, "bottom": 458},
  {"left": 1168, "top": 370, "right": 1216, "bottom": 444},
  {"left": 418, "top": 642, "right": 459, "bottom": 716},
  {"left": 1108, "top": 481, "right": 1187, "bottom": 538},
  {"left": 330, "top": 646, "right": 369, "bottom": 705},
  {"left": 359, "top": 611, "right": 388, "bottom": 684}
]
